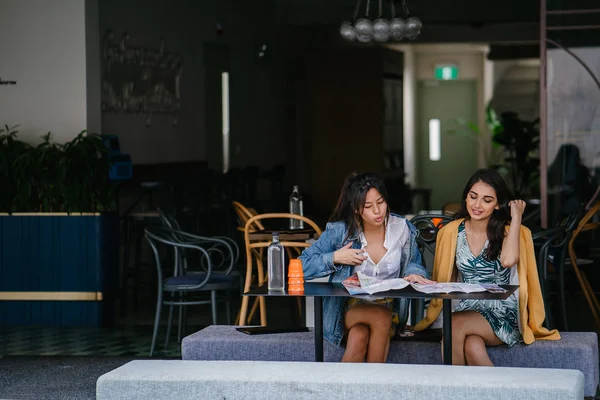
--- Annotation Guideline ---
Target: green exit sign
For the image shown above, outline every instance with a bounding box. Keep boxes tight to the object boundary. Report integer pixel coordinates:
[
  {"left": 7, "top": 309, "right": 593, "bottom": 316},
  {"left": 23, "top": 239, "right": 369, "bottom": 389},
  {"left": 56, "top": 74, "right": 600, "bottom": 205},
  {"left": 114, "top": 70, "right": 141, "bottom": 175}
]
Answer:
[{"left": 434, "top": 65, "right": 459, "bottom": 80}]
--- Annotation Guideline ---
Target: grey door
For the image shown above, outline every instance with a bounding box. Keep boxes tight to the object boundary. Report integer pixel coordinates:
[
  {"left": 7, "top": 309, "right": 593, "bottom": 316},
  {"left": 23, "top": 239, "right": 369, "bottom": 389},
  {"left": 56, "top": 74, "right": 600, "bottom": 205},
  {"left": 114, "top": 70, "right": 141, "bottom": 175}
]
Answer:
[{"left": 416, "top": 79, "right": 479, "bottom": 210}]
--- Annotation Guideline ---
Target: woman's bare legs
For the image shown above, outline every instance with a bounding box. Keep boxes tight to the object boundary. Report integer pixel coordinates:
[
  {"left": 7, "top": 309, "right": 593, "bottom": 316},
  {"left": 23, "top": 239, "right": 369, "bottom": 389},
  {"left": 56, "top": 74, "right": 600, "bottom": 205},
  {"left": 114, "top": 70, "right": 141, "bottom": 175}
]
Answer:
[
  {"left": 343, "top": 303, "right": 392, "bottom": 363},
  {"left": 464, "top": 335, "right": 495, "bottom": 366},
  {"left": 342, "top": 323, "right": 369, "bottom": 362},
  {"left": 449, "top": 311, "right": 503, "bottom": 366}
]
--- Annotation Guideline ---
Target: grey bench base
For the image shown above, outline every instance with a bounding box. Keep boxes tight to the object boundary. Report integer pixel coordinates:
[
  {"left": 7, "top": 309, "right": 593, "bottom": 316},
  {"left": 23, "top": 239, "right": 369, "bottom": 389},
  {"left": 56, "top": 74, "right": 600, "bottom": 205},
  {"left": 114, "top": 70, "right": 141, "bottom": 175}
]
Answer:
[
  {"left": 182, "top": 325, "right": 599, "bottom": 397},
  {"left": 97, "top": 360, "right": 584, "bottom": 400}
]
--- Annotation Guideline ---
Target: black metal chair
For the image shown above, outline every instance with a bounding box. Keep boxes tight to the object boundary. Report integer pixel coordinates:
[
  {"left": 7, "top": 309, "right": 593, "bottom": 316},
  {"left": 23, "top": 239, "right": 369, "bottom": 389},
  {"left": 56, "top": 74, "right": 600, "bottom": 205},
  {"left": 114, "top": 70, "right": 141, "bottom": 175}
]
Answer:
[
  {"left": 409, "top": 214, "right": 454, "bottom": 324},
  {"left": 531, "top": 210, "right": 583, "bottom": 331},
  {"left": 157, "top": 207, "right": 240, "bottom": 271},
  {"left": 145, "top": 228, "right": 239, "bottom": 356}
]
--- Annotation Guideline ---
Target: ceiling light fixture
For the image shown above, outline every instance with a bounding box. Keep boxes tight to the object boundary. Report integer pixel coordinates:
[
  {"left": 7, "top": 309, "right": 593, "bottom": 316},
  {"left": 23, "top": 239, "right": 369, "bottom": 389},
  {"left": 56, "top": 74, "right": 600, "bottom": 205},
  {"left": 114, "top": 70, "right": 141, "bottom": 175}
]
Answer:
[{"left": 340, "top": 0, "right": 422, "bottom": 43}]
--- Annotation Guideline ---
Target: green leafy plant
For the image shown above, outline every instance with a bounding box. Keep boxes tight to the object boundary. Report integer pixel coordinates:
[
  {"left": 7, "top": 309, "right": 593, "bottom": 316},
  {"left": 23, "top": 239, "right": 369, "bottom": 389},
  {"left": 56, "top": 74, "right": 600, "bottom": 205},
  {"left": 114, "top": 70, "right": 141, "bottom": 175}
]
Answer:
[
  {"left": 447, "top": 106, "right": 540, "bottom": 198},
  {"left": 491, "top": 112, "right": 540, "bottom": 198},
  {"left": 447, "top": 104, "right": 504, "bottom": 168},
  {"left": 0, "top": 126, "right": 117, "bottom": 213}
]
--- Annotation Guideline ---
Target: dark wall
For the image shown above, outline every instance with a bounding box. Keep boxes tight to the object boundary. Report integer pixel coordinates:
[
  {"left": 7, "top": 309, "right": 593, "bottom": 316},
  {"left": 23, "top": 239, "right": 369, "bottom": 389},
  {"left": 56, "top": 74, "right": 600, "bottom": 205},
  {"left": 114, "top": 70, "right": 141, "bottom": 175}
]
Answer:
[
  {"left": 99, "top": 0, "right": 285, "bottom": 168},
  {"left": 282, "top": 27, "right": 386, "bottom": 223}
]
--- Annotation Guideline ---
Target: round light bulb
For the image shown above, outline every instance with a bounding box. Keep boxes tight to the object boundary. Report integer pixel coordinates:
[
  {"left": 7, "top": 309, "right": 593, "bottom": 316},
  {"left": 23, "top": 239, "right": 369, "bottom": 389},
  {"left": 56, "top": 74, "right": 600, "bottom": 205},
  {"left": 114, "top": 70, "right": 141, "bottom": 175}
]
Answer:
[
  {"left": 372, "top": 18, "right": 390, "bottom": 42},
  {"left": 389, "top": 18, "right": 406, "bottom": 40},
  {"left": 354, "top": 18, "right": 374, "bottom": 38},
  {"left": 356, "top": 34, "right": 372, "bottom": 43},
  {"left": 405, "top": 17, "right": 422, "bottom": 40},
  {"left": 340, "top": 21, "right": 356, "bottom": 42}
]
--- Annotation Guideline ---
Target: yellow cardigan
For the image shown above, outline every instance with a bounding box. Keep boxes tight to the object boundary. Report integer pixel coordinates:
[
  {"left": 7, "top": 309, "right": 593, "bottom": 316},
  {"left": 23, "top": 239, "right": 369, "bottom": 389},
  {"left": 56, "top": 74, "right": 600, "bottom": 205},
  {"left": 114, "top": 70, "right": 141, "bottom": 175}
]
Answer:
[{"left": 413, "top": 218, "right": 560, "bottom": 344}]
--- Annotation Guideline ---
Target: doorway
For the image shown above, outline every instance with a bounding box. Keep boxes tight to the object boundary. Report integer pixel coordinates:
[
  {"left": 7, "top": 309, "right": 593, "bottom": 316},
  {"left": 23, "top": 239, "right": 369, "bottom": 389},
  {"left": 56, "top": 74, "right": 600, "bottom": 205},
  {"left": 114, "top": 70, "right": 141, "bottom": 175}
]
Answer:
[{"left": 416, "top": 79, "right": 479, "bottom": 209}]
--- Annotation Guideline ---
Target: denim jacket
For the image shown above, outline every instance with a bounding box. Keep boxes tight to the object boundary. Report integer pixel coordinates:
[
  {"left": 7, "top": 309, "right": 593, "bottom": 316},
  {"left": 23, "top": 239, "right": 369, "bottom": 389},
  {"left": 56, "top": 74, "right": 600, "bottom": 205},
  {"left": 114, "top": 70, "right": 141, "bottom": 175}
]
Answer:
[{"left": 299, "top": 214, "right": 426, "bottom": 347}]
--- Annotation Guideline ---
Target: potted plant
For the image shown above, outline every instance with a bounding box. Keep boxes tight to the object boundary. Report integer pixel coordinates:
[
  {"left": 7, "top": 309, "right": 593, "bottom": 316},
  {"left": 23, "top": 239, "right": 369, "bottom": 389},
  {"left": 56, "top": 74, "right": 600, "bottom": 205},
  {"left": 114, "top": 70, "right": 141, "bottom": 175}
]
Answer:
[
  {"left": 491, "top": 112, "right": 540, "bottom": 198},
  {"left": 448, "top": 106, "right": 541, "bottom": 198},
  {"left": 0, "top": 126, "right": 119, "bottom": 327}
]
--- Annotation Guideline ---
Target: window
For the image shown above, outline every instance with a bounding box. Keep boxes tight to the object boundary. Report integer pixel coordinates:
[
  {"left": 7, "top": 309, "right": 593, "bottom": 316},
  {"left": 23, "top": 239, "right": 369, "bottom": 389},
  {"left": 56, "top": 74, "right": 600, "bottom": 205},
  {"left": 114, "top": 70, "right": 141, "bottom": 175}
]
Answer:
[
  {"left": 221, "top": 72, "right": 230, "bottom": 173},
  {"left": 429, "top": 118, "right": 441, "bottom": 161}
]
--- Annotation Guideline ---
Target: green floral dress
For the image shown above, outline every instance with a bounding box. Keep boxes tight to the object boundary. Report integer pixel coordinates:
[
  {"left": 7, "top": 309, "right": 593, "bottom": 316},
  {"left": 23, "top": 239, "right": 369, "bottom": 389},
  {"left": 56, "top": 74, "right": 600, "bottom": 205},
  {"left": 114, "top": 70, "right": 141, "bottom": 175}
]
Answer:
[{"left": 453, "top": 221, "right": 521, "bottom": 346}]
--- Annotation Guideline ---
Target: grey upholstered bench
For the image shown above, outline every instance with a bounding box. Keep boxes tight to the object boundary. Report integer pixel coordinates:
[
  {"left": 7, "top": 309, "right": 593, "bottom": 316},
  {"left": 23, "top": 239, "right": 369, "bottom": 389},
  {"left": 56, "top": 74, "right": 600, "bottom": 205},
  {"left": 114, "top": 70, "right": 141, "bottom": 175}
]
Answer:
[
  {"left": 97, "top": 360, "right": 584, "bottom": 400},
  {"left": 181, "top": 325, "right": 599, "bottom": 397}
]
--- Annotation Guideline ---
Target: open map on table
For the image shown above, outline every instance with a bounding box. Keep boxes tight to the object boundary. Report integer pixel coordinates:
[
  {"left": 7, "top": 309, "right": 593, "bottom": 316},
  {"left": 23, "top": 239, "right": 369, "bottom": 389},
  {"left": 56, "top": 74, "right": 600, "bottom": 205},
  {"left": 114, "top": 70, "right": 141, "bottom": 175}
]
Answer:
[{"left": 342, "top": 272, "right": 507, "bottom": 295}]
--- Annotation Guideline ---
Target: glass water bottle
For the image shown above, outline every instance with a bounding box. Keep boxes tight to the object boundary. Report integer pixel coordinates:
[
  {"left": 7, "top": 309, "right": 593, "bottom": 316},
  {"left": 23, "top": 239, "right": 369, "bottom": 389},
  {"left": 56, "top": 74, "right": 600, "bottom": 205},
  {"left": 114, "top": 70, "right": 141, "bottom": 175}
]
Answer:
[{"left": 267, "top": 232, "right": 285, "bottom": 291}]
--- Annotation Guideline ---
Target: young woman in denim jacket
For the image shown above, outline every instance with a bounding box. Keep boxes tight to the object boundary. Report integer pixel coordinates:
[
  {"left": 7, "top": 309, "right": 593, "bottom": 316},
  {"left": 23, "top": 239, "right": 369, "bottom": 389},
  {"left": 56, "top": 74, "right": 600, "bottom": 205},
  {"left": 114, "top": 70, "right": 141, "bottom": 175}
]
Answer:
[{"left": 299, "top": 172, "right": 432, "bottom": 363}]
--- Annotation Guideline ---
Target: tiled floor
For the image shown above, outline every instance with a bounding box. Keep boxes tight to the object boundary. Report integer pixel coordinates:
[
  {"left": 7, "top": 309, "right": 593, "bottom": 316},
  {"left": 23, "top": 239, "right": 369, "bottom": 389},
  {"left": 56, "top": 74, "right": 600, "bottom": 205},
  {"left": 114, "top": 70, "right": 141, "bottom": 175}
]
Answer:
[
  {"left": 0, "top": 291, "right": 297, "bottom": 357},
  {"left": 0, "top": 325, "right": 192, "bottom": 357}
]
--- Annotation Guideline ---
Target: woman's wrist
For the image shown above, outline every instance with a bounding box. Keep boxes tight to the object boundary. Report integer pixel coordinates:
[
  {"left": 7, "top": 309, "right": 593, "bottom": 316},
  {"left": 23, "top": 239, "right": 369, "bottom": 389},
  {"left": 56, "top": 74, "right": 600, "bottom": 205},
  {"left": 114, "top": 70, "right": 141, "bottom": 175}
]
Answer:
[{"left": 510, "top": 217, "right": 522, "bottom": 228}]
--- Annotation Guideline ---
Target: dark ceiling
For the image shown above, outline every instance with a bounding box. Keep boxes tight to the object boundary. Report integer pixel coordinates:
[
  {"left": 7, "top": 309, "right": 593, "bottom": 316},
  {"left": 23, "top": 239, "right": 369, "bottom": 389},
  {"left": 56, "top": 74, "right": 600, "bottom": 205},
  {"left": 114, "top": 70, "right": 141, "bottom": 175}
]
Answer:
[
  {"left": 276, "top": 0, "right": 599, "bottom": 26},
  {"left": 275, "top": 0, "right": 600, "bottom": 58},
  {"left": 276, "top": 0, "right": 538, "bottom": 26}
]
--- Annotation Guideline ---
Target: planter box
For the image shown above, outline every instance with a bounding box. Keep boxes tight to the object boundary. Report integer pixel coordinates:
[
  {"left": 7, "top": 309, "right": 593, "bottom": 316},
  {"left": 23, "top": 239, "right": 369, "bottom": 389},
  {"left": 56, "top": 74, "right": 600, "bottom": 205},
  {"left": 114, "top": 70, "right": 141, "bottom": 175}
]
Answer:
[{"left": 0, "top": 213, "right": 119, "bottom": 326}]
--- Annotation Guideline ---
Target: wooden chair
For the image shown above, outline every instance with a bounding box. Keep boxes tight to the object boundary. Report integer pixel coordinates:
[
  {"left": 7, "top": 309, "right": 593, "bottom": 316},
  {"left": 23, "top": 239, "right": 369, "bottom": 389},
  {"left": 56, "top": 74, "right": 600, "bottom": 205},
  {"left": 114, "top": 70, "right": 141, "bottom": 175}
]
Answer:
[
  {"left": 238, "top": 213, "right": 322, "bottom": 326},
  {"left": 231, "top": 201, "right": 265, "bottom": 324},
  {"left": 232, "top": 201, "right": 264, "bottom": 233},
  {"left": 441, "top": 202, "right": 461, "bottom": 217},
  {"left": 567, "top": 201, "right": 600, "bottom": 331}
]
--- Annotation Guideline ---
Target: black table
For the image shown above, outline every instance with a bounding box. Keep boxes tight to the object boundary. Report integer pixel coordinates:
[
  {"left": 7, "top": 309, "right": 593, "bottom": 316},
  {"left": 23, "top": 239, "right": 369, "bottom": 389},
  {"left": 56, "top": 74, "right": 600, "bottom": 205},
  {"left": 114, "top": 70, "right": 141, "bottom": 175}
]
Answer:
[{"left": 245, "top": 282, "right": 518, "bottom": 365}]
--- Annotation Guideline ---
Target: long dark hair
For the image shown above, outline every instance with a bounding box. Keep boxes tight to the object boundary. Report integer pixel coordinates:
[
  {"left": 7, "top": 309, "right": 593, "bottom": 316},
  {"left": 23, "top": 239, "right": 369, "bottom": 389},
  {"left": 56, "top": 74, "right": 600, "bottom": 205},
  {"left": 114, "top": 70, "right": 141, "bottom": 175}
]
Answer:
[
  {"left": 455, "top": 169, "right": 512, "bottom": 261},
  {"left": 329, "top": 172, "right": 391, "bottom": 240}
]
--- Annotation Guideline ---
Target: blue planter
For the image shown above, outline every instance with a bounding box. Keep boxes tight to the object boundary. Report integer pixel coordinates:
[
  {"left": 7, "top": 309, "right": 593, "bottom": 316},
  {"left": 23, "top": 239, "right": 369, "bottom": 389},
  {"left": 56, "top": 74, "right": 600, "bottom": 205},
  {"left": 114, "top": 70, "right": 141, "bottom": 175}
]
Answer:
[{"left": 0, "top": 214, "right": 119, "bottom": 326}]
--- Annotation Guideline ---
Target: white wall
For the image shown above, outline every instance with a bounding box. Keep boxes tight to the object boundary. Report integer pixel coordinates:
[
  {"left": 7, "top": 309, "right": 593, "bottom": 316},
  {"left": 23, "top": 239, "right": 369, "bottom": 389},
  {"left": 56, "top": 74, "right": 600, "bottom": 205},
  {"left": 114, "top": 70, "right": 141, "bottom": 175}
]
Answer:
[
  {"left": 547, "top": 47, "right": 600, "bottom": 172},
  {"left": 491, "top": 59, "right": 539, "bottom": 122},
  {"left": 0, "top": 0, "right": 92, "bottom": 144}
]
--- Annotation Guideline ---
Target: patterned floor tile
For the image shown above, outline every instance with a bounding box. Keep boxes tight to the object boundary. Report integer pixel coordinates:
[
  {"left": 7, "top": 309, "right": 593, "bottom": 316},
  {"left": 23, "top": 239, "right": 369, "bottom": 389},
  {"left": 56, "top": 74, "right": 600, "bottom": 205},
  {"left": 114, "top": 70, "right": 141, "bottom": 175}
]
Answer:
[{"left": 0, "top": 325, "right": 205, "bottom": 357}]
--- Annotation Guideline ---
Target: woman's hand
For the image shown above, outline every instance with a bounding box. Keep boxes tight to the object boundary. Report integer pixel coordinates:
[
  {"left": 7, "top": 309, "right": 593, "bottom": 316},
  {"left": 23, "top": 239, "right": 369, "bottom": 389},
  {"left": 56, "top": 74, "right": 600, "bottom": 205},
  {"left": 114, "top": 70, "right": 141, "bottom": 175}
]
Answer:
[
  {"left": 508, "top": 199, "right": 526, "bottom": 222},
  {"left": 403, "top": 274, "right": 435, "bottom": 284},
  {"left": 333, "top": 242, "right": 367, "bottom": 266}
]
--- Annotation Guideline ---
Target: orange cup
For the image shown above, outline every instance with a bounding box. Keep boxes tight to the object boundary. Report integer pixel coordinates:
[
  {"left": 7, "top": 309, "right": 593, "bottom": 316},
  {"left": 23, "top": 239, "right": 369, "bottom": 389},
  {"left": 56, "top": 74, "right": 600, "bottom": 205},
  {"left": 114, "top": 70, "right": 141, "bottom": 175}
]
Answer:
[{"left": 288, "top": 259, "right": 304, "bottom": 292}]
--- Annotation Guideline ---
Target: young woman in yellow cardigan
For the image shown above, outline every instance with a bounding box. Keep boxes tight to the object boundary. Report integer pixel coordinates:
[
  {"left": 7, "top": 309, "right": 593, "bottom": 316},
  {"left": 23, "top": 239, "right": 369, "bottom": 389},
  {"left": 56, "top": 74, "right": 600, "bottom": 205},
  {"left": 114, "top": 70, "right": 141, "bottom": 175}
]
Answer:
[{"left": 413, "top": 169, "right": 560, "bottom": 366}]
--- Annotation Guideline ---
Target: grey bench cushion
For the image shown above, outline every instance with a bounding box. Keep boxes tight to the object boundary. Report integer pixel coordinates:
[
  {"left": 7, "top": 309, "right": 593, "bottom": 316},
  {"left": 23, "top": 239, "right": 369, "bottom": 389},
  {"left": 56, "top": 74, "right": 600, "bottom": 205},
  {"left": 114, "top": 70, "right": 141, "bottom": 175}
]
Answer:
[
  {"left": 97, "top": 360, "right": 584, "bottom": 400},
  {"left": 181, "top": 325, "right": 599, "bottom": 397}
]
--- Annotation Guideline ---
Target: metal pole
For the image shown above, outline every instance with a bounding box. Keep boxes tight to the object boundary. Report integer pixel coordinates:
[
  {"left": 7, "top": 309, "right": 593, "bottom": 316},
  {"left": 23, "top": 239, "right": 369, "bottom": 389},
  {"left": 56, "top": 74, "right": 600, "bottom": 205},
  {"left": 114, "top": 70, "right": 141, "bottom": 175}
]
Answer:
[
  {"left": 540, "top": 0, "right": 548, "bottom": 228},
  {"left": 442, "top": 299, "right": 452, "bottom": 365},
  {"left": 314, "top": 296, "right": 324, "bottom": 362},
  {"left": 547, "top": 25, "right": 600, "bottom": 31},
  {"left": 547, "top": 8, "right": 600, "bottom": 15}
]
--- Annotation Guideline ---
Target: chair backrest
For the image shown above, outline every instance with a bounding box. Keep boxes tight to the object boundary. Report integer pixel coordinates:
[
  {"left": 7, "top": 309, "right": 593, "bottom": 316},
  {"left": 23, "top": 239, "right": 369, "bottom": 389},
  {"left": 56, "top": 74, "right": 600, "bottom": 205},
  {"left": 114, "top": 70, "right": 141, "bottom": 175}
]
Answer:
[
  {"left": 156, "top": 208, "right": 238, "bottom": 273},
  {"left": 145, "top": 228, "right": 214, "bottom": 288},
  {"left": 157, "top": 207, "right": 181, "bottom": 229},
  {"left": 244, "top": 213, "right": 322, "bottom": 250},
  {"left": 410, "top": 214, "right": 454, "bottom": 271},
  {"left": 569, "top": 201, "right": 600, "bottom": 251},
  {"left": 441, "top": 202, "right": 461, "bottom": 217},
  {"left": 243, "top": 213, "right": 322, "bottom": 283},
  {"left": 232, "top": 201, "right": 264, "bottom": 232}
]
